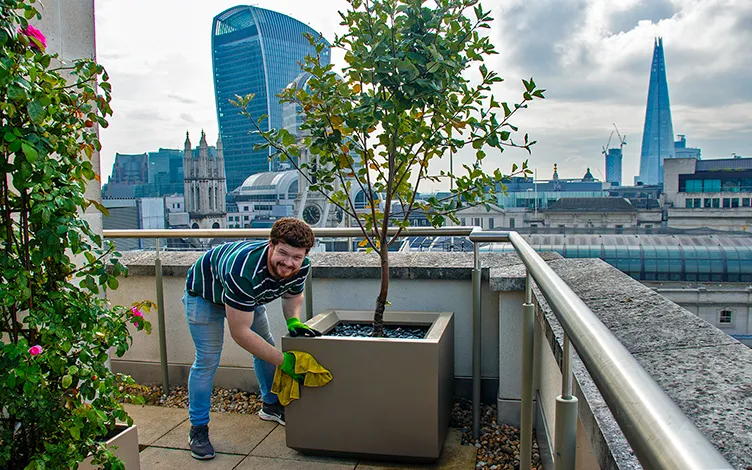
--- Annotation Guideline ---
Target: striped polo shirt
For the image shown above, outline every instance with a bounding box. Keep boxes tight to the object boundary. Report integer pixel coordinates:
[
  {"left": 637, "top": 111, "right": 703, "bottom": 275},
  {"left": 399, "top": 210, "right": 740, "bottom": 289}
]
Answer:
[{"left": 186, "top": 240, "right": 310, "bottom": 312}]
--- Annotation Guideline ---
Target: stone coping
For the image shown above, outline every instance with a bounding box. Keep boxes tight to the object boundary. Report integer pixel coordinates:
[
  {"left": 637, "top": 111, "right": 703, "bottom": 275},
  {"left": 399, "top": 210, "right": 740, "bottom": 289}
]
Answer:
[
  {"left": 116, "top": 250, "right": 562, "bottom": 284},
  {"left": 533, "top": 258, "right": 751, "bottom": 469}
]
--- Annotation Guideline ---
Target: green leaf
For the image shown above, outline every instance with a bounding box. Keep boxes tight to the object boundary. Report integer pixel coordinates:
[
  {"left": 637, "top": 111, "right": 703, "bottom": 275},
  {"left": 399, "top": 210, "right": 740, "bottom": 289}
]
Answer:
[
  {"left": 22, "top": 143, "right": 38, "bottom": 162},
  {"left": 27, "top": 100, "right": 46, "bottom": 124},
  {"left": 62, "top": 374, "right": 72, "bottom": 388},
  {"left": 7, "top": 85, "right": 27, "bottom": 101},
  {"left": 4, "top": 132, "right": 16, "bottom": 143},
  {"left": 69, "top": 426, "right": 80, "bottom": 440}
]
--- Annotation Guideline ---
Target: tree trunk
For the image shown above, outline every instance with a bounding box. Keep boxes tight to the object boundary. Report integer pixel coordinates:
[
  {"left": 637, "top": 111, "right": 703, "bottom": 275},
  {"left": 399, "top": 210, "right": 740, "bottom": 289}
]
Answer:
[{"left": 372, "top": 247, "right": 389, "bottom": 337}]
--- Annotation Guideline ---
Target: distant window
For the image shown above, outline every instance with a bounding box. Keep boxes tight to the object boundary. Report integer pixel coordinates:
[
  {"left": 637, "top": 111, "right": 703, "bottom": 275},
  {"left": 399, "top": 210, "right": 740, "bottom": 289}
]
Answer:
[
  {"left": 558, "top": 224, "right": 565, "bottom": 228},
  {"left": 723, "top": 198, "right": 731, "bottom": 208},
  {"left": 460, "top": 218, "right": 466, "bottom": 226},
  {"left": 644, "top": 224, "right": 652, "bottom": 228},
  {"left": 743, "top": 198, "right": 751, "bottom": 207},
  {"left": 712, "top": 198, "right": 720, "bottom": 208},
  {"left": 685, "top": 199, "right": 692, "bottom": 208},
  {"left": 719, "top": 310, "right": 733, "bottom": 325},
  {"left": 474, "top": 218, "right": 483, "bottom": 228},
  {"left": 509, "top": 218, "right": 516, "bottom": 228},
  {"left": 694, "top": 198, "right": 702, "bottom": 208},
  {"left": 732, "top": 198, "right": 740, "bottom": 208},
  {"left": 489, "top": 218, "right": 494, "bottom": 229},
  {"left": 685, "top": 180, "right": 702, "bottom": 193},
  {"left": 704, "top": 198, "right": 712, "bottom": 208}
]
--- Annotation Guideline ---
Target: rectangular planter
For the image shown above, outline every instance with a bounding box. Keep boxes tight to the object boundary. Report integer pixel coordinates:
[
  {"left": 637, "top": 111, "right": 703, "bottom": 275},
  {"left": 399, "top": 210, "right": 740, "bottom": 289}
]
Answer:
[
  {"left": 283, "top": 310, "right": 454, "bottom": 462},
  {"left": 78, "top": 424, "right": 140, "bottom": 470}
]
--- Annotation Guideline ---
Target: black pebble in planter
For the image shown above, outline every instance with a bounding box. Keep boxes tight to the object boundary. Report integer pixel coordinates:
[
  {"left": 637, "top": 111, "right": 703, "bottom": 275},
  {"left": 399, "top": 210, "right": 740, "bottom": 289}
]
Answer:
[{"left": 283, "top": 310, "right": 454, "bottom": 462}]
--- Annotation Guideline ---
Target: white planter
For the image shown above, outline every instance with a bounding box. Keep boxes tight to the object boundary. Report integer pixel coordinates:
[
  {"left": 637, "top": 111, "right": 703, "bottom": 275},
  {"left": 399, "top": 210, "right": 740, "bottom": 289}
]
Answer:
[{"left": 78, "top": 424, "right": 140, "bottom": 470}]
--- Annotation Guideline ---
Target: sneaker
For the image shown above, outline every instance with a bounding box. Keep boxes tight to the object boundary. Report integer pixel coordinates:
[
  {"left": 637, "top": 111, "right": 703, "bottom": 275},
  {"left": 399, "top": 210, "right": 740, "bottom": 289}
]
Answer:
[
  {"left": 258, "top": 401, "right": 285, "bottom": 426},
  {"left": 189, "top": 424, "right": 215, "bottom": 460}
]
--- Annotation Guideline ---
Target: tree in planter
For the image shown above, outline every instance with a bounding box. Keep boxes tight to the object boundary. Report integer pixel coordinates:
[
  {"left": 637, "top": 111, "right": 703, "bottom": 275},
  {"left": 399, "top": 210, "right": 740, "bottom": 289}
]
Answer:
[
  {"left": 0, "top": 1, "right": 153, "bottom": 469},
  {"left": 235, "top": 0, "right": 544, "bottom": 336}
]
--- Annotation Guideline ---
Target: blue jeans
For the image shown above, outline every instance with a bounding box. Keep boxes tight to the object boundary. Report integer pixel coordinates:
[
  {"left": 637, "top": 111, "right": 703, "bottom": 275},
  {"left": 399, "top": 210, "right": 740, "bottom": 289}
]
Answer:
[{"left": 183, "top": 290, "right": 279, "bottom": 426}]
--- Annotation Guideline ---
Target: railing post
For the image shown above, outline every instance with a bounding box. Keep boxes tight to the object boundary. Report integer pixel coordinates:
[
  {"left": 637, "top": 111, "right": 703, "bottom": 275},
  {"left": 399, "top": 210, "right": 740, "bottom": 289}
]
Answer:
[
  {"left": 154, "top": 239, "right": 170, "bottom": 395},
  {"left": 554, "top": 333, "right": 578, "bottom": 470},
  {"left": 520, "top": 271, "right": 535, "bottom": 470},
  {"left": 472, "top": 240, "right": 482, "bottom": 440},
  {"left": 304, "top": 274, "right": 313, "bottom": 321}
]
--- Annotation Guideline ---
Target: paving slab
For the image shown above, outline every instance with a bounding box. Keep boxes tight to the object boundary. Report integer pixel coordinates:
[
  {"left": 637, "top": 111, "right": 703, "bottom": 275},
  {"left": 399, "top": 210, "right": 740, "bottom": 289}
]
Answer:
[
  {"left": 122, "top": 404, "right": 188, "bottom": 446},
  {"left": 250, "top": 425, "right": 359, "bottom": 465},
  {"left": 235, "top": 455, "right": 357, "bottom": 469},
  {"left": 352, "top": 429, "right": 477, "bottom": 470},
  {"left": 139, "top": 447, "right": 244, "bottom": 469},
  {"left": 151, "top": 410, "right": 277, "bottom": 455}
]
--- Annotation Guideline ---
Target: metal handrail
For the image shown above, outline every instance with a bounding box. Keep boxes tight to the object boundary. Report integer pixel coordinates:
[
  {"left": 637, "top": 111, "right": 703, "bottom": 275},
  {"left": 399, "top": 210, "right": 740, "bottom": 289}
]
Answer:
[
  {"left": 497, "top": 230, "right": 730, "bottom": 469},
  {"left": 103, "top": 227, "right": 731, "bottom": 469}
]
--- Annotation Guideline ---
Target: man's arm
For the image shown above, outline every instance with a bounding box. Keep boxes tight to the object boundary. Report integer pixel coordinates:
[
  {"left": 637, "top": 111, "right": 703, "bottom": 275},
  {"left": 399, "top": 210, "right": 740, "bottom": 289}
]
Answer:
[
  {"left": 225, "top": 305, "right": 284, "bottom": 366},
  {"left": 281, "top": 292, "right": 304, "bottom": 322}
]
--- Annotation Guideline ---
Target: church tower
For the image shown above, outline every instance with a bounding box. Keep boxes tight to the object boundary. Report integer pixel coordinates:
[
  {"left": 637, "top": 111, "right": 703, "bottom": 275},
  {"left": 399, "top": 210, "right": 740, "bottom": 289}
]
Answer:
[{"left": 183, "top": 130, "right": 227, "bottom": 230}]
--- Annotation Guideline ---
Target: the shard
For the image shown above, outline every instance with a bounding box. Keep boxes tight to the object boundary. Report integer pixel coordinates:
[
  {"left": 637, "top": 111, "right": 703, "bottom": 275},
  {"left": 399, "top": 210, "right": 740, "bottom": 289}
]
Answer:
[{"left": 638, "top": 37, "right": 675, "bottom": 185}]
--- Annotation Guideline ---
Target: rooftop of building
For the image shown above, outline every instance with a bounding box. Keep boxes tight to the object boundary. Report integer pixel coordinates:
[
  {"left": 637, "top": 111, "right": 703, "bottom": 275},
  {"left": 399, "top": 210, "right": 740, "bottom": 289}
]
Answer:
[
  {"left": 696, "top": 157, "right": 752, "bottom": 172},
  {"left": 545, "top": 197, "right": 636, "bottom": 213}
]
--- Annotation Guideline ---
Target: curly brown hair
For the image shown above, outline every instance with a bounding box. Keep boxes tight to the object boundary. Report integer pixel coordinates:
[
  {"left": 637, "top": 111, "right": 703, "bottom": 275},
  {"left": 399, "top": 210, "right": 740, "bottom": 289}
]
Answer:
[{"left": 269, "top": 217, "right": 315, "bottom": 252}]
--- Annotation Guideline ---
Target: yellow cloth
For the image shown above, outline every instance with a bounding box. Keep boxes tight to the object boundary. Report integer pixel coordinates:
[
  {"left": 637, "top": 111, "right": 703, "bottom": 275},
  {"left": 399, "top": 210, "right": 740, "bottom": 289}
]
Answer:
[{"left": 271, "top": 350, "right": 333, "bottom": 406}]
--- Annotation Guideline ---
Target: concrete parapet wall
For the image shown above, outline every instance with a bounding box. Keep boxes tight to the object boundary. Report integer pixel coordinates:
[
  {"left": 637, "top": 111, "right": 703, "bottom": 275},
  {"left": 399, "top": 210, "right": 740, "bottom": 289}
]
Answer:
[
  {"left": 528, "top": 258, "right": 752, "bottom": 469},
  {"left": 108, "top": 251, "right": 549, "bottom": 396}
]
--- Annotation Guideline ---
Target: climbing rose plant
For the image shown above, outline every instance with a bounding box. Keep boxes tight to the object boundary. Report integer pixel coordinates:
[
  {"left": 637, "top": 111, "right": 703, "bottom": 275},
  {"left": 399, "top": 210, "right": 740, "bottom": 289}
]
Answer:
[{"left": 0, "top": 1, "right": 153, "bottom": 468}]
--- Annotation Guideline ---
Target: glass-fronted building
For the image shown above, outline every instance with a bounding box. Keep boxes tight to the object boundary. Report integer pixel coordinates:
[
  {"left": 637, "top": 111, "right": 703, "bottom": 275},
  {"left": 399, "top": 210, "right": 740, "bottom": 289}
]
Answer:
[
  {"left": 407, "top": 234, "right": 752, "bottom": 283},
  {"left": 211, "top": 6, "right": 331, "bottom": 192},
  {"left": 495, "top": 175, "right": 611, "bottom": 210},
  {"left": 638, "top": 37, "right": 675, "bottom": 185},
  {"left": 605, "top": 148, "right": 622, "bottom": 186}
]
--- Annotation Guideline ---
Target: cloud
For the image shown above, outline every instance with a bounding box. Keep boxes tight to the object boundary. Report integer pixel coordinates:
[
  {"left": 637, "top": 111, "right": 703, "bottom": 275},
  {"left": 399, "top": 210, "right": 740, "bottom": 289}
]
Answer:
[
  {"left": 169, "top": 93, "right": 200, "bottom": 105},
  {"left": 607, "top": 0, "right": 677, "bottom": 34},
  {"left": 180, "top": 112, "right": 197, "bottom": 124}
]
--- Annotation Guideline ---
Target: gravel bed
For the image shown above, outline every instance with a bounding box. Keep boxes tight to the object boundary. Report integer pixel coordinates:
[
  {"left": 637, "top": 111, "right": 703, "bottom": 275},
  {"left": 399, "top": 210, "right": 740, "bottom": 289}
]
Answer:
[
  {"left": 451, "top": 398, "right": 542, "bottom": 470},
  {"left": 122, "top": 385, "right": 541, "bottom": 469},
  {"left": 327, "top": 322, "right": 429, "bottom": 339}
]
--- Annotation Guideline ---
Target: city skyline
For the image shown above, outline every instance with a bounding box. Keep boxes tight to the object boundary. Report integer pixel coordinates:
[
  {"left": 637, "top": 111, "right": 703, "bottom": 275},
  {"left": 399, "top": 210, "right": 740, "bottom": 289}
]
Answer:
[{"left": 95, "top": 0, "right": 752, "bottom": 191}]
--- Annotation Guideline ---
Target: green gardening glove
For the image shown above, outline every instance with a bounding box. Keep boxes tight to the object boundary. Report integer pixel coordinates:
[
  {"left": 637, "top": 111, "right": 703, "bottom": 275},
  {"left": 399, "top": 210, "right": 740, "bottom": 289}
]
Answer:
[
  {"left": 280, "top": 352, "right": 305, "bottom": 383},
  {"left": 286, "top": 318, "right": 322, "bottom": 338}
]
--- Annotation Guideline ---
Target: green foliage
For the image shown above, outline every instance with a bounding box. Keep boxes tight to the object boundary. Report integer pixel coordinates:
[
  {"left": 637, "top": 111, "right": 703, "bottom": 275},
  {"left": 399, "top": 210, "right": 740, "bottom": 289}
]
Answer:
[
  {"left": 0, "top": 1, "right": 152, "bottom": 468},
  {"left": 235, "top": 0, "right": 544, "bottom": 321}
]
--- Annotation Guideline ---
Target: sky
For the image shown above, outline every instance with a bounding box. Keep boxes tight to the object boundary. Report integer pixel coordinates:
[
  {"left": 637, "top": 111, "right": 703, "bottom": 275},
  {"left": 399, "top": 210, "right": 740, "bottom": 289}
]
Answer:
[{"left": 94, "top": 0, "right": 752, "bottom": 190}]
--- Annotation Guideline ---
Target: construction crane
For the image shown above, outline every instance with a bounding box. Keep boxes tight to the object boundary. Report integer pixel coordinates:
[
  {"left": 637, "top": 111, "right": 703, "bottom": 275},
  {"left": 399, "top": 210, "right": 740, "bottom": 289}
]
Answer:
[
  {"left": 613, "top": 123, "right": 627, "bottom": 150},
  {"left": 601, "top": 130, "right": 614, "bottom": 156}
]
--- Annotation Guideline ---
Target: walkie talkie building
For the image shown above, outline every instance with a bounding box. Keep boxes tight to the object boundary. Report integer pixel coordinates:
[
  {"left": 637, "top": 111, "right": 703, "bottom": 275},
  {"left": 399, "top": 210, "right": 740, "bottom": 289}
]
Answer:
[{"left": 211, "top": 6, "right": 330, "bottom": 191}]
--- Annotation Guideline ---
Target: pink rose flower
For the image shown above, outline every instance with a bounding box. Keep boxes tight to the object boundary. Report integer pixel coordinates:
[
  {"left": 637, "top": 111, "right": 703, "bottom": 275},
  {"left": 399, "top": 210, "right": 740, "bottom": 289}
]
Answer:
[
  {"left": 131, "top": 307, "right": 144, "bottom": 326},
  {"left": 28, "top": 345, "right": 43, "bottom": 356},
  {"left": 22, "top": 25, "right": 46, "bottom": 51}
]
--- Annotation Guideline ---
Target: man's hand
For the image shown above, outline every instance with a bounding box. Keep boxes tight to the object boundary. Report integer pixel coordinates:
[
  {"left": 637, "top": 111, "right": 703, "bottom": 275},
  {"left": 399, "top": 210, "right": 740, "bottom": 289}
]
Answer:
[
  {"left": 286, "top": 318, "right": 322, "bottom": 337},
  {"left": 280, "top": 352, "right": 305, "bottom": 383}
]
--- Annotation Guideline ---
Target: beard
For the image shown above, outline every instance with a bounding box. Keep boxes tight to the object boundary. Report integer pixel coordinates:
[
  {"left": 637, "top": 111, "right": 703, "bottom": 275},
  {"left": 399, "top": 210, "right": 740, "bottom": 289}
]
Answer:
[{"left": 270, "top": 260, "right": 298, "bottom": 279}]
